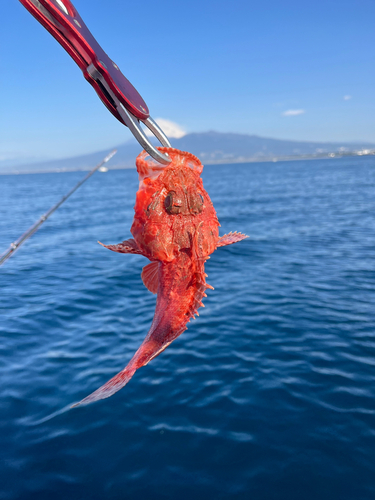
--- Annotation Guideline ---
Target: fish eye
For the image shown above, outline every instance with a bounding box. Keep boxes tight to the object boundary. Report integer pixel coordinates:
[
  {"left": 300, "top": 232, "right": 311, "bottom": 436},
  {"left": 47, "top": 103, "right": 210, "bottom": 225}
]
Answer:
[
  {"left": 189, "top": 192, "right": 204, "bottom": 214},
  {"left": 164, "top": 191, "right": 182, "bottom": 214},
  {"left": 164, "top": 192, "right": 174, "bottom": 211}
]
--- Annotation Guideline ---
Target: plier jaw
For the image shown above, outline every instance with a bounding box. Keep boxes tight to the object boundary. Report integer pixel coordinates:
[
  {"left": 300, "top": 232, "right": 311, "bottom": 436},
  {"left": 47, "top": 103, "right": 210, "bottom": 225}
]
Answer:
[{"left": 20, "top": 0, "right": 172, "bottom": 165}]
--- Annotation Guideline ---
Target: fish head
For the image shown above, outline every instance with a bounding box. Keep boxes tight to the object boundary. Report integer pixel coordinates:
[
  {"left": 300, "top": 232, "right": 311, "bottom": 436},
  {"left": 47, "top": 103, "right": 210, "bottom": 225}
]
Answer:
[{"left": 131, "top": 148, "right": 219, "bottom": 262}]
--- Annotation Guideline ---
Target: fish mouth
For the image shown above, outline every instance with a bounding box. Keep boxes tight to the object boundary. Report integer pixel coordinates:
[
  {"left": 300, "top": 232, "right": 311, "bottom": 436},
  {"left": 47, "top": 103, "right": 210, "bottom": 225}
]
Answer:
[{"left": 135, "top": 148, "right": 203, "bottom": 182}]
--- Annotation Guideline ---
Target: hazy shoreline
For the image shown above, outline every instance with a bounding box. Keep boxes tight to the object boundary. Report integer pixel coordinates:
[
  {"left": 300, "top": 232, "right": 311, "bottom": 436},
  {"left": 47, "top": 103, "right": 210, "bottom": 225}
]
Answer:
[{"left": 1, "top": 150, "right": 374, "bottom": 176}]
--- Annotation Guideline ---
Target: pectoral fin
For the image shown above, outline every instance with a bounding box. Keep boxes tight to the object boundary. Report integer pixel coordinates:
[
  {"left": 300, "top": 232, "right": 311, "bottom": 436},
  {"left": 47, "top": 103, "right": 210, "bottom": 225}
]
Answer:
[
  {"left": 98, "top": 238, "right": 144, "bottom": 255},
  {"left": 141, "top": 261, "right": 159, "bottom": 294},
  {"left": 217, "top": 231, "right": 248, "bottom": 247}
]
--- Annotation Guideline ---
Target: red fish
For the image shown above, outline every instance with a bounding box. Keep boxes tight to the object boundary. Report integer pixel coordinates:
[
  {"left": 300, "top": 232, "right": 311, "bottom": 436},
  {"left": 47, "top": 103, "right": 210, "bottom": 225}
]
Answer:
[{"left": 73, "top": 148, "right": 247, "bottom": 406}]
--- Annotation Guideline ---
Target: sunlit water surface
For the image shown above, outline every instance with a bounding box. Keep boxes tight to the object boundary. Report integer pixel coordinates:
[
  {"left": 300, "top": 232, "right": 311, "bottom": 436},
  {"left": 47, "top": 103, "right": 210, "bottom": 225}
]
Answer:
[{"left": 1, "top": 156, "right": 375, "bottom": 499}]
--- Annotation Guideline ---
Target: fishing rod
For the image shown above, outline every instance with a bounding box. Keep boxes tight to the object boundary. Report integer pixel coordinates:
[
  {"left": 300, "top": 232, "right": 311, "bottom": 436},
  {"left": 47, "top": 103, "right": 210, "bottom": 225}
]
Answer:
[{"left": 0, "top": 149, "right": 117, "bottom": 266}]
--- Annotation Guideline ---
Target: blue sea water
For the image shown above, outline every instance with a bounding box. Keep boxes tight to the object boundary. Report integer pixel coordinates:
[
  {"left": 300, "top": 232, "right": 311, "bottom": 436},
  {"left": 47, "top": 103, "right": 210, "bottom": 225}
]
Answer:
[{"left": 1, "top": 156, "right": 375, "bottom": 499}]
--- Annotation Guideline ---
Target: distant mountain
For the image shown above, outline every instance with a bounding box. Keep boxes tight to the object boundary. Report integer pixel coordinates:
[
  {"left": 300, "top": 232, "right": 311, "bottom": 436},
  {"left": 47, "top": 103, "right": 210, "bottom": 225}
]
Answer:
[
  {"left": 1, "top": 132, "right": 375, "bottom": 174},
  {"left": 173, "top": 132, "right": 375, "bottom": 163}
]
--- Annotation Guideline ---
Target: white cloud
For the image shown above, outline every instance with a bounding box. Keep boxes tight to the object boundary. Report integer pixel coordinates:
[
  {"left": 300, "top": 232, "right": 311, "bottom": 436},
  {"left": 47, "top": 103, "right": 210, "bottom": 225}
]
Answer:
[
  {"left": 343, "top": 95, "right": 352, "bottom": 101},
  {"left": 144, "top": 118, "right": 186, "bottom": 139},
  {"left": 282, "top": 109, "right": 306, "bottom": 117}
]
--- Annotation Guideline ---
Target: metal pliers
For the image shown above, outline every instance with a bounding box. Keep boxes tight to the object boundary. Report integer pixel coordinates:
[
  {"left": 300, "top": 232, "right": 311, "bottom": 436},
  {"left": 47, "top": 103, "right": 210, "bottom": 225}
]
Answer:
[{"left": 19, "top": 0, "right": 172, "bottom": 165}]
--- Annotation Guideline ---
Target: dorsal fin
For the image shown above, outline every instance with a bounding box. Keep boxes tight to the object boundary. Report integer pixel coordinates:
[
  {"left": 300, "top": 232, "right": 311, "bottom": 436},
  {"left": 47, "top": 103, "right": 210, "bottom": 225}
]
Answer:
[{"left": 141, "top": 262, "right": 159, "bottom": 294}]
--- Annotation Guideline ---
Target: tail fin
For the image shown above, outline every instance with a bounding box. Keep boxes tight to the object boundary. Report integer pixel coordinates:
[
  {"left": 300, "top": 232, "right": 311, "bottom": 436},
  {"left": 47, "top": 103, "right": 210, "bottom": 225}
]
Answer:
[
  {"left": 72, "top": 366, "right": 136, "bottom": 407},
  {"left": 71, "top": 338, "right": 168, "bottom": 407}
]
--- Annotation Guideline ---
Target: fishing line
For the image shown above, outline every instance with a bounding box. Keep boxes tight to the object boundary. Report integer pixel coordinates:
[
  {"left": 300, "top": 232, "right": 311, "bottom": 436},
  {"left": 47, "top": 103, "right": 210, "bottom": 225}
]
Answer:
[{"left": 0, "top": 149, "right": 117, "bottom": 266}]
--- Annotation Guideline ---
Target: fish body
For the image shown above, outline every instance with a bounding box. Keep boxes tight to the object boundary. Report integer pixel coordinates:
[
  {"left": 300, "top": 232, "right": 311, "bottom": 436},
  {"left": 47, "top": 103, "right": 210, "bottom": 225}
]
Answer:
[{"left": 74, "top": 148, "right": 247, "bottom": 406}]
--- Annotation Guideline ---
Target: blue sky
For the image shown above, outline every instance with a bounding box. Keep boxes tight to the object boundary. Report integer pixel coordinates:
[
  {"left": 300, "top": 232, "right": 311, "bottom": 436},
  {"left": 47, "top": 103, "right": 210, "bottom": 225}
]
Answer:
[{"left": 1, "top": 0, "right": 375, "bottom": 163}]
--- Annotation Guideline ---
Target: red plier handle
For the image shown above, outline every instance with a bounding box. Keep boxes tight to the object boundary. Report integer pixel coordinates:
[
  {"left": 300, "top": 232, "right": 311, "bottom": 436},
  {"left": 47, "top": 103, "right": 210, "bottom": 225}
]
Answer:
[{"left": 19, "top": 0, "right": 171, "bottom": 164}]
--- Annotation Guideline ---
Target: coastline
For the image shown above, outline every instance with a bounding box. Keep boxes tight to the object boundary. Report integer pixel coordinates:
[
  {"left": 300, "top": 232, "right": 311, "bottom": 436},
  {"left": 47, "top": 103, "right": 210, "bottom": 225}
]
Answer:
[{"left": 1, "top": 149, "right": 374, "bottom": 176}]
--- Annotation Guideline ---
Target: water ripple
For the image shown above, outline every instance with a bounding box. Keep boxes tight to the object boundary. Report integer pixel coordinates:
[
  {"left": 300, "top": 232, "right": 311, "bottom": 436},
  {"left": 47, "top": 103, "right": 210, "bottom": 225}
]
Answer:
[{"left": 1, "top": 158, "right": 375, "bottom": 499}]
